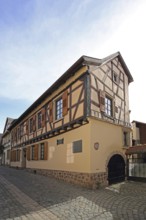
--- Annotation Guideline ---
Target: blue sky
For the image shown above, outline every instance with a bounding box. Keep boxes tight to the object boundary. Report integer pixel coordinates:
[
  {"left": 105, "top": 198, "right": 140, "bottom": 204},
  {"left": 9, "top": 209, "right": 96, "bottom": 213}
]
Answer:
[{"left": 0, "top": 0, "right": 146, "bottom": 133}]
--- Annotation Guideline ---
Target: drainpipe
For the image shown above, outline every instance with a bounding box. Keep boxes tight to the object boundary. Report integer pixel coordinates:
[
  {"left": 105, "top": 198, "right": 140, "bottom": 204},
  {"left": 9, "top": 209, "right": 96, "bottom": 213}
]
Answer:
[{"left": 84, "top": 67, "right": 91, "bottom": 118}]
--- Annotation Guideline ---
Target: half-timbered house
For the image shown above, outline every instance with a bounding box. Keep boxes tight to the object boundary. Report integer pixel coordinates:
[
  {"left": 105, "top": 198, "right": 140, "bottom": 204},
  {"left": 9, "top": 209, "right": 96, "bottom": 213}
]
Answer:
[
  {"left": 1, "top": 117, "right": 15, "bottom": 165},
  {"left": 9, "top": 52, "right": 133, "bottom": 187}
]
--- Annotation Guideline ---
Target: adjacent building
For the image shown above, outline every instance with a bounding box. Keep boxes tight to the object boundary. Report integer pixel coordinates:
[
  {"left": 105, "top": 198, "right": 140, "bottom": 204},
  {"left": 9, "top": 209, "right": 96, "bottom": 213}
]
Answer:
[
  {"left": 0, "top": 133, "right": 3, "bottom": 165},
  {"left": 126, "top": 120, "right": 146, "bottom": 181},
  {"left": 8, "top": 52, "right": 133, "bottom": 187},
  {"left": 132, "top": 120, "right": 146, "bottom": 146},
  {"left": 1, "top": 118, "right": 15, "bottom": 165}
]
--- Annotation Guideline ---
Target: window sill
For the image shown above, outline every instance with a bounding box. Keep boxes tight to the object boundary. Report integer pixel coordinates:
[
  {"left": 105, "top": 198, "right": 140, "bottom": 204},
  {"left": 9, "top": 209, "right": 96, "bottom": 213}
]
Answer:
[
  {"left": 104, "top": 114, "right": 114, "bottom": 120},
  {"left": 54, "top": 117, "right": 63, "bottom": 123}
]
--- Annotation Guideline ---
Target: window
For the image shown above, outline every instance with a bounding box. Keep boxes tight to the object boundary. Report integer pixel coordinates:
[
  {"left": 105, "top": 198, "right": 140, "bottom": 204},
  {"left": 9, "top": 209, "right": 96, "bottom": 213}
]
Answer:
[
  {"left": 73, "top": 140, "right": 82, "bottom": 153},
  {"left": 31, "top": 145, "right": 35, "bottom": 160},
  {"left": 113, "top": 72, "right": 120, "bottom": 84},
  {"left": 20, "top": 124, "right": 24, "bottom": 136},
  {"left": 105, "top": 96, "right": 113, "bottom": 117},
  {"left": 40, "top": 143, "right": 44, "bottom": 160},
  {"left": 11, "top": 150, "right": 16, "bottom": 162},
  {"left": 7, "top": 150, "right": 10, "bottom": 160},
  {"left": 16, "top": 149, "right": 20, "bottom": 161},
  {"left": 56, "top": 98, "right": 63, "bottom": 120},
  {"left": 38, "top": 111, "right": 42, "bottom": 129},
  {"left": 123, "top": 132, "right": 130, "bottom": 146},
  {"left": 17, "top": 127, "right": 20, "bottom": 139},
  {"left": 132, "top": 139, "right": 140, "bottom": 146},
  {"left": 29, "top": 118, "right": 33, "bottom": 133}
]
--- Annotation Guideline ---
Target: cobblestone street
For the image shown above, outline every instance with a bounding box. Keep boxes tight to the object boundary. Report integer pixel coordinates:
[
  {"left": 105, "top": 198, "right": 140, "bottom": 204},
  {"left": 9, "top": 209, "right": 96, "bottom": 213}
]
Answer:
[{"left": 0, "top": 166, "right": 146, "bottom": 220}]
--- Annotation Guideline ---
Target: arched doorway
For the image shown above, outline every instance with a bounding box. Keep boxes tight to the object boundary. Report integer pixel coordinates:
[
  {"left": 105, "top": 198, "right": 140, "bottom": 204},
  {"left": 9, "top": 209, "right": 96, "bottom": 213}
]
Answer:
[{"left": 108, "top": 154, "right": 125, "bottom": 185}]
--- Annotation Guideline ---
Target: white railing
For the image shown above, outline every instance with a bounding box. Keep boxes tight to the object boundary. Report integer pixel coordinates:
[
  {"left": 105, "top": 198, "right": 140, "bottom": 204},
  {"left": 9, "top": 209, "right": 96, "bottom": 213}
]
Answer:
[{"left": 91, "top": 109, "right": 131, "bottom": 127}]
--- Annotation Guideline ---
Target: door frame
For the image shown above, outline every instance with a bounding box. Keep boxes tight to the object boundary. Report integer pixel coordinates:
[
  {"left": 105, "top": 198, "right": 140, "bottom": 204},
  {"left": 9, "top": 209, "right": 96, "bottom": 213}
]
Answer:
[{"left": 107, "top": 153, "right": 126, "bottom": 184}]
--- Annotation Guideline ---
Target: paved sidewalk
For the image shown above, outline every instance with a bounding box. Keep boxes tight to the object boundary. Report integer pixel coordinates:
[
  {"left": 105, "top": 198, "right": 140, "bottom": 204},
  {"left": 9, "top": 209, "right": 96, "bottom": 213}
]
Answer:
[{"left": 0, "top": 167, "right": 146, "bottom": 220}]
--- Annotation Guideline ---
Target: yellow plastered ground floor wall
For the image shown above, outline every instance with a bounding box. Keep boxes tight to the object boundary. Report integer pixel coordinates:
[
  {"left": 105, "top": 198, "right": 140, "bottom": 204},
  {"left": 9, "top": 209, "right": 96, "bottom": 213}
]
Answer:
[{"left": 10, "top": 118, "right": 131, "bottom": 188}]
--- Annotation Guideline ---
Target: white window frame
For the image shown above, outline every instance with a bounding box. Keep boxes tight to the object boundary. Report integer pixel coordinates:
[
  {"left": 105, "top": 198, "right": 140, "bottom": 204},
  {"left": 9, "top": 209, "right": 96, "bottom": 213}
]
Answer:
[
  {"left": 105, "top": 96, "right": 113, "bottom": 117},
  {"left": 55, "top": 97, "right": 63, "bottom": 120}
]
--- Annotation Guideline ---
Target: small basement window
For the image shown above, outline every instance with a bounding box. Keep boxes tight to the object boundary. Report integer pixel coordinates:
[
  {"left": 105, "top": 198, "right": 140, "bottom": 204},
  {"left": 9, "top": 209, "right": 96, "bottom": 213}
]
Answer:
[
  {"left": 57, "top": 138, "right": 64, "bottom": 145},
  {"left": 73, "top": 140, "right": 82, "bottom": 153}
]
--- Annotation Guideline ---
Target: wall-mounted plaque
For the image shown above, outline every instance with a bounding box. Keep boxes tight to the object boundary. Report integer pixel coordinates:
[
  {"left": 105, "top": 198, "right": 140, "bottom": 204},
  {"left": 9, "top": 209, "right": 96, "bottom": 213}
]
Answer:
[{"left": 94, "top": 142, "right": 99, "bottom": 150}]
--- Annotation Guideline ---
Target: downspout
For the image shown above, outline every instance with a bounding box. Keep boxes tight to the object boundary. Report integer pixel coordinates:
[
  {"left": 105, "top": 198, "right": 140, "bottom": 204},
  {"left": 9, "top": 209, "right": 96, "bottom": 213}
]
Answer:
[{"left": 84, "top": 66, "right": 91, "bottom": 118}]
